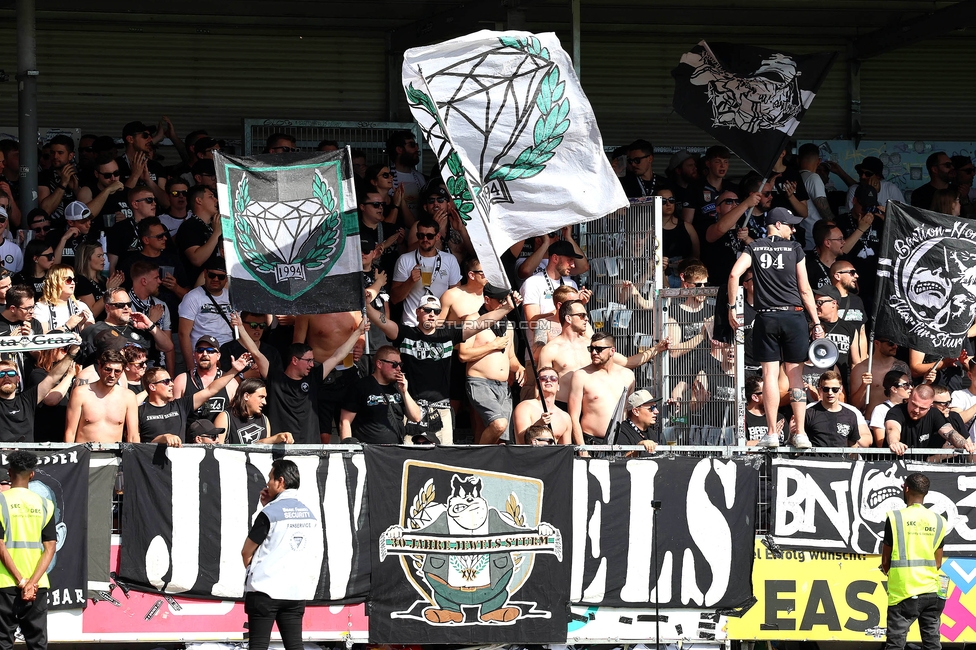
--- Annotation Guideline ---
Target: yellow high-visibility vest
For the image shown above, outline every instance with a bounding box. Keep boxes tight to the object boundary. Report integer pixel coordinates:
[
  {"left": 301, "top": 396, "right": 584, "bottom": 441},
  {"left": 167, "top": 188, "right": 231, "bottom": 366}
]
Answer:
[
  {"left": 887, "top": 503, "right": 947, "bottom": 605},
  {"left": 0, "top": 488, "right": 54, "bottom": 589}
]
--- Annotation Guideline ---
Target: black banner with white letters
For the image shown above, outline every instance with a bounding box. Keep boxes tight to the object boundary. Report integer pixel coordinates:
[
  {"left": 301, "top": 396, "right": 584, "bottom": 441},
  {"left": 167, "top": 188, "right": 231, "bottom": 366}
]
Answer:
[
  {"left": 118, "top": 445, "right": 370, "bottom": 603},
  {"left": 771, "top": 457, "right": 976, "bottom": 555},
  {"left": 365, "top": 446, "right": 574, "bottom": 645},
  {"left": 572, "top": 456, "right": 759, "bottom": 609}
]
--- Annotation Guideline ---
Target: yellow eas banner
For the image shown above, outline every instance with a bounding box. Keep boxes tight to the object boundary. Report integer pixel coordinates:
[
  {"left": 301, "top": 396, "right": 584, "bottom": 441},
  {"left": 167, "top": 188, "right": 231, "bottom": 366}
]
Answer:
[{"left": 727, "top": 539, "right": 976, "bottom": 642}]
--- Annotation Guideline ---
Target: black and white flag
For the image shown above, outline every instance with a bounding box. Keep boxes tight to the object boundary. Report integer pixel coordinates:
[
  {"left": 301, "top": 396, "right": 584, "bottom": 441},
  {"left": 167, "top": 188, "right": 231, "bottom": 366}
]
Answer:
[
  {"left": 365, "top": 446, "right": 574, "bottom": 645},
  {"left": 874, "top": 201, "right": 976, "bottom": 358},
  {"left": 772, "top": 457, "right": 976, "bottom": 556},
  {"left": 0, "top": 446, "right": 91, "bottom": 610},
  {"left": 214, "top": 150, "right": 364, "bottom": 315},
  {"left": 672, "top": 41, "right": 835, "bottom": 177},
  {"left": 118, "top": 445, "right": 370, "bottom": 603},
  {"left": 573, "top": 456, "right": 758, "bottom": 609}
]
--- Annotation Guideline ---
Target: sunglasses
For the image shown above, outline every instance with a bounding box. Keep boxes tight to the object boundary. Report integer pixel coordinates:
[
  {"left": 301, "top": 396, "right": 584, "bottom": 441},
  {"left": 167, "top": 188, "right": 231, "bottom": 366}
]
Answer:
[
  {"left": 721, "top": 198, "right": 740, "bottom": 205},
  {"left": 64, "top": 277, "right": 75, "bottom": 284},
  {"left": 272, "top": 146, "right": 299, "bottom": 153},
  {"left": 858, "top": 170, "right": 875, "bottom": 178},
  {"left": 361, "top": 201, "right": 385, "bottom": 209},
  {"left": 0, "top": 370, "right": 17, "bottom": 378},
  {"left": 207, "top": 272, "right": 227, "bottom": 280},
  {"left": 128, "top": 361, "right": 147, "bottom": 368},
  {"left": 538, "top": 375, "right": 559, "bottom": 382},
  {"left": 137, "top": 131, "right": 152, "bottom": 139},
  {"left": 761, "top": 191, "right": 773, "bottom": 197},
  {"left": 378, "top": 358, "right": 402, "bottom": 369},
  {"left": 32, "top": 225, "right": 51, "bottom": 233},
  {"left": 426, "top": 197, "right": 448, "bottom": 204},
  {"left": 169, "top": 190, "right": 187, "bottom": 197},
  {"left": 815, "top": 299, "right": 836, "bottom": 306},
  {"left": 195, "top": 347, "right": 218, "bottom": 354},
  {"left": 570, "top": 312, "right": 588, "bottom": 320},
  {"left": 420, "top": 307, "right": 442, "bottom": 315},
  {"left": 99, "top": 170, "right": 121, "bottom": 179},
  {"left": 147, "top": 232, "right": 167, "bottom": 240},
  {"left": 627, "top": 154, "right": 650, "bottom": 165},
  {"left": 106, "top": 301, "right": 132, "bottom": 309},
  {"left": 39, "top": 252, "right": 55, "bottom": 261},
  {"left": 245, "top": 322, "right": 267, "bottom": 330},
  {"left": 133, "top": 197, "right": 156, "bottom": 205},
  {"left": 835, "top": 269, "right": 858, "bottom": 275},
  {"left": 895, "top": 382, "right": 912, "bottom": 389},
  {"left": 533, "top": 438, "right": 556, "bottom": 445},
  {"left": 588, "top": 345, "right": 613, "bottom": 353},
  {"left": 151, "top": 377, "right": 174, "bottom": 386},
  {"left": 417, "top": 232, "right": 438, "bottom": 240},
  {"left": 379, "top": 172, "right": 392, "bottom": 179},
  {"left": 0, "top": 216, "right": 7, "bottom": 224},
  {"left": 933, "top": 400, "right": 951, "bottom": 406},
  {"left": 821, "top": 386, "right": 842, "bottom": 394},
  {"left": 103, "top": 367, "right": 124, "bottom": 375},
  {"left": 660, "top": 197, "right": 677, "bottom": 204}
]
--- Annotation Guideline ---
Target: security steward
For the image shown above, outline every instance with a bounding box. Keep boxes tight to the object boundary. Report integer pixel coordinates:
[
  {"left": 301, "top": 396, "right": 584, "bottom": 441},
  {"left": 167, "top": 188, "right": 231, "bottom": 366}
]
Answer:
[
  {"left": 241, "top": 459, "right": 322, "bottom": 650},
  {"left": 881, "top": 472, "right": 947, "bottom": 650},
  {"left": 0, "top": 451, "right": 56, "bottom": 650}
]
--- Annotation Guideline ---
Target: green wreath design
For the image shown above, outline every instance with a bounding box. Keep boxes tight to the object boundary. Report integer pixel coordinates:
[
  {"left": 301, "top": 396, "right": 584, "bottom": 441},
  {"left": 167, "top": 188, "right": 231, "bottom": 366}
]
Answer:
[{"left": 234, "top": 177, "right": 277, "bottom": 274}]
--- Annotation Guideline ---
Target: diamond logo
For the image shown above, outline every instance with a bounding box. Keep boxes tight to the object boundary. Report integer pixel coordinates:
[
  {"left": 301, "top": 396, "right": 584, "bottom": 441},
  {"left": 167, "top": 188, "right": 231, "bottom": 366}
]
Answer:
[{"left": 241, "top": 198, "right": 326, "bottom": 264}]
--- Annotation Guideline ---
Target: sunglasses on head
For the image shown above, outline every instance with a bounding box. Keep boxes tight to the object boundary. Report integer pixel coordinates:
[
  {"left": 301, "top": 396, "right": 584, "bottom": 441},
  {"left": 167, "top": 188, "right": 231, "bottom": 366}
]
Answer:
[
  {"left": 99, "top": 170, "right": 121, "bottom": 179},
  {"left": 417, "top": 232, "right": 438, "bottom": 240},
  {"left": 207, "top": 272, "right": 227, "bottom": 280},
  {"left": 195, "top": 347, "right": 217, "bottom": 354},
  {"left": 420, "top": 307, "right": 441, "bottom": 315}
]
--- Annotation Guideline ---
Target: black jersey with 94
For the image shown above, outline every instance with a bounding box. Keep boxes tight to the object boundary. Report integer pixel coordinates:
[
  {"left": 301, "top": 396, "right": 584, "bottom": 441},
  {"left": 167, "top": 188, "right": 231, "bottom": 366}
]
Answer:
[{"left": 745, "top": 236, "right": 806, "bottom": 310}]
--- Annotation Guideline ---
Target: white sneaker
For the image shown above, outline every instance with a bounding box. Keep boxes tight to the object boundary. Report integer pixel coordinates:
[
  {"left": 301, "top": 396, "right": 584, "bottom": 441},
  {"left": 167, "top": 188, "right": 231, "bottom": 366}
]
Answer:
[
  {"left": 792, "top": 433, "right": 812, "bottom": 449},
  {"left": 758, "top": 433, "right": 780, "bottom": 448}
]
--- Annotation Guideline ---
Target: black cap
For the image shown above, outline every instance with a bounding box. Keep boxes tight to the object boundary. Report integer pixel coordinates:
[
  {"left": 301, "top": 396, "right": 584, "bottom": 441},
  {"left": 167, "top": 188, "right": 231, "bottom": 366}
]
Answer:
[
  {"left": 547, "top": 240, "right": 584, "bottom": 259},
  {"left": 855, "top": 156, "right": 884, "bottom": 179},
  {"left": 814, "top": 285, "right": 841, "bottom": 301},
  {"left": 204, "top": 256, "right": 226, "bottom": 272},
  {"left": 854, "top": 182, "right": 879, "bottom": 210},
  {"left": 192, "top": 159, "right": 216, "bottom": 177},
  {"left": 483, "top": 284, "right": 511, "bottom": 300},
  {"left": 189, "top": 420, "right": 224, "bottom": 439},
  {"left": 122, "top": 121, "right": 153, "bottom": 138},
  {"left": 195, "top": 334, "right": 220, "bottom": 349},
  {"left": 764, "top": 207, "right": 803, "bottom": 226}
]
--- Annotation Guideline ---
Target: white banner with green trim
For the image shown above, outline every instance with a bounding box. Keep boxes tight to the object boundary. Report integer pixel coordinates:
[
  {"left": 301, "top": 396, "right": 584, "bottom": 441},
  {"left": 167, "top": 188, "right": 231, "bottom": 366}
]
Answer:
[
  {"left": 213, "top": 149, "right": 364, "bottom": 314},
  {"left": 403, "top": 30, "right": 628, "bottom": 288}
]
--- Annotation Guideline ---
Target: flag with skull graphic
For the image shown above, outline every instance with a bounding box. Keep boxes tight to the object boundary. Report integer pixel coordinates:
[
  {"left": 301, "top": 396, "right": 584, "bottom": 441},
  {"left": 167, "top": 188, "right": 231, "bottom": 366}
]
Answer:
[
  {"left": 672, "top": 41, "right": 835, "bottom": 178},
  {"left": 402, "top": 30, "right": 627, "bottom": 288},
  {"left": 874, "top": 201, "right": 976, "bottom": 358},
  {"left": 214, "top": 150, "right": 364, "bottom": 314}
]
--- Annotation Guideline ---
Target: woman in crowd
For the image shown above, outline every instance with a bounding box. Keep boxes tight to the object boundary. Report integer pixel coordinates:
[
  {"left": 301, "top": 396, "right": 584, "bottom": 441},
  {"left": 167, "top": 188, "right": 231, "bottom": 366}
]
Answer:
[
  {"left": 13, "top": 239, "right": 56, "bottom": 300},
  {"left": 33, "top": 264, "right": 93, "bottom": 334},
  {"left": 365, "top": 162, "right": 413, "bottom": 226},
  {"left": 27, "top": 346, "right": 75, "bottom": 443},
  {"left": 0, "top": 269, "right": 10, "bottom": 303},
  {"left": 213, "top": 378, "right": 294, "bottom": 445},
  {"left": 931, "top": 187, "right": 962, "bottom": 216},
  {"left": 74, "top": 243, "right": 124, "bottom": 320},
  {"left": 658, "top": 186, "right": 700, "bottom": 287}
]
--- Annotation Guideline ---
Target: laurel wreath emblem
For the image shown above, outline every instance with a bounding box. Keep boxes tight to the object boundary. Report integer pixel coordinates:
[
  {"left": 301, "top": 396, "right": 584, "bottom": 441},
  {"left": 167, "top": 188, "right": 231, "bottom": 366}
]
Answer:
[{"left": 233, "top": 171, "right": 340, "bottom": 275}]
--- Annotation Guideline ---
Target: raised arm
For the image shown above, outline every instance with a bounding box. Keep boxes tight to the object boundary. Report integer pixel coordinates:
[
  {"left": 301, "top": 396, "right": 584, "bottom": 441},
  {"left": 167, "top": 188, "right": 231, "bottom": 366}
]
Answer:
[
  {"left": 232, "top": 313, "right": 270, "bottom": 378},
  {"left": 321, "top": 320, "right": 366, "bottom": 379},
  {"left": 35, "top": 345, "right": 79, "bottom": 405},
  {"left": 192, "top": 354, "right": 249, "bottom": 409}
]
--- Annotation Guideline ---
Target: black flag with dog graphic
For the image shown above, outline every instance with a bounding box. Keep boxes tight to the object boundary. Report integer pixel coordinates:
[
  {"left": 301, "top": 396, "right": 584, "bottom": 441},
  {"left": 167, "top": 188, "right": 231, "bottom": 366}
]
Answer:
[
  {"left": 874, "top": 201, "right": 976, "bottom": 358},
  {"left": 672, "top": 41, "right": 835, "bottom": 177},
  {"left": 364, "top": 446, "right": 573, "bottom": 644}
]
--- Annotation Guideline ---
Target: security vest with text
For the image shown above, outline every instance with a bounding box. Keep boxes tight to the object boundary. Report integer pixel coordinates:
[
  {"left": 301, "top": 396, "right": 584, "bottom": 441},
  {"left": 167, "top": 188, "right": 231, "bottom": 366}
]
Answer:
[
  {"left": 887, "top": 503, "right": 948, "bottom": 605},
  {"left": 0, "top": 487, "right": 54, "bottom": 589}
]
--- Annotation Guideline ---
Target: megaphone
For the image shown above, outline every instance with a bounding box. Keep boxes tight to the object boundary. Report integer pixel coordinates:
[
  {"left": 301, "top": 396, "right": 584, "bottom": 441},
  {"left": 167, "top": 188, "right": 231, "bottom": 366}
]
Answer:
[{"left": 808, "top": 338, "right": 839, "bottom": 369}]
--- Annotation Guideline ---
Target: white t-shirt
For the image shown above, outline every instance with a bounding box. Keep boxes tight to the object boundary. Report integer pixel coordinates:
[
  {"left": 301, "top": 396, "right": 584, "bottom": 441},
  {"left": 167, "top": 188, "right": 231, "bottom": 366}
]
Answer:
[
  {"left": 33, "top": 298, "right": 95, "bottom": 333},
  {"left": 951, "top": 389, "right": 976, "bottom": 440},
  {"left": 158, "top": 213, "right": 189, "bottom": 238},
  {"left": 520, "top": 270, "right": 578, "bottom": 315},
  {"left": 0, "top": 239, "right": 23, "bottom": 273},
  {"left": 393, "top": 250, "right": 461, "bottom": 326},
  {"left": 868, "top": 400, "right": 894, "bottom": 432},
  {"left": 799, "top": 169, "right": 827, "bottom": 250},
  {"left": 178, "top": 286, "right": 234, "bottom": 346},
  {"left": 845, "top": 180, "right": 905, "bottom": 212}
]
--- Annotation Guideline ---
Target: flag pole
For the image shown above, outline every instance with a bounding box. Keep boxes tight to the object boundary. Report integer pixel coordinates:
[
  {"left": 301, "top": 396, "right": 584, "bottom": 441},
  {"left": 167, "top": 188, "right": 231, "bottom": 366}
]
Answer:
[
  {"left": 515, "top": 302, "right": 550, "bottom": 423},
  {"left": 738, "top": 176, "right": 768, "bottom": 230}
]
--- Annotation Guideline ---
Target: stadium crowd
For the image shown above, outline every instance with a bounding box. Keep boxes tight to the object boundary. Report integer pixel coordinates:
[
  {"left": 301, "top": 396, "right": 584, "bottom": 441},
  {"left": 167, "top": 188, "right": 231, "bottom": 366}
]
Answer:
[{"left": 0, "top": 120, "right": 974, "bottom": 454}]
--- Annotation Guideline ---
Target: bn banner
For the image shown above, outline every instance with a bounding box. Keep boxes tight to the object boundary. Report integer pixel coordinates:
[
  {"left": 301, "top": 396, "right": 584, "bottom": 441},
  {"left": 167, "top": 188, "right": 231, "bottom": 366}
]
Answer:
[
  {"left": 573, "top": 456, "right": 759, "bottom": 609},
  {"left": 118, "top": 446, "right": 370, "bottom": 603},
  {"left": 771, "top": 457, "right": 976, "bottom": 555},
  {"left": 213, "top": 149, "right": 363, "bottom": 314},
  {"left": 875, "top": 201, "right": 976, "bottom": 357},
  {"left": 364, "top": 446, "right": 574, "bottom": 644}
]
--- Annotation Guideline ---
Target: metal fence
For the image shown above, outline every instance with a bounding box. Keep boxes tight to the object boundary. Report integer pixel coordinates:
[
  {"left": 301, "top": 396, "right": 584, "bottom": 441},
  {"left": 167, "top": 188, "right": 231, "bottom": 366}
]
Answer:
[{"left": 241, "top": 119, "right": 423, "bottom": 168}]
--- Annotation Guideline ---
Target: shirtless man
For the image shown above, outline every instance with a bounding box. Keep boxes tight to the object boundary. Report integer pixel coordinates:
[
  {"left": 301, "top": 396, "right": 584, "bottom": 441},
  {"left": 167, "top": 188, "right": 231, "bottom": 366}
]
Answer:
[
  {"left": 459, "top": 285, "right": 525, "bottom": 444},
  {"left": 849, "top": 338, "right": 910, "bottom": 416},
  {"left": 539, "top": 300, "right": 667, "bottom": 407},
  {"left": 568, "top": 333, "right": 636, "bottom": 445},
  {"left": 293, "top": 310, "right": 365, "bottom": 439},
  {"left": 65, "top": 349, "right": 138, "bottom": 443},
  {"left": 512, "top": 366, "right": 573, "bottom": 445},
  {"left": 438, "top": 258, "right": 488, "bottom": 325}
]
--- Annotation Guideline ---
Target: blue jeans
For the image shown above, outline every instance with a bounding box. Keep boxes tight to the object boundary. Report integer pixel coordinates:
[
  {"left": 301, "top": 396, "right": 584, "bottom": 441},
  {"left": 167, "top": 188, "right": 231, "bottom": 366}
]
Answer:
[{"left": 885, "top": 592, "right": 944, "bottom": 650}]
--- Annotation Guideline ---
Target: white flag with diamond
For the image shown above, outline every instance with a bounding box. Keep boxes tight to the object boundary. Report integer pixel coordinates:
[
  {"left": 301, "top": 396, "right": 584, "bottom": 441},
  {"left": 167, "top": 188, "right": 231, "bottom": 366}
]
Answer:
[
  {"left": 403, "top": 30, "right": 627, "bottom": 288},
  {"left": 214, "top": 149, "right": 364, "bottom": 314}
]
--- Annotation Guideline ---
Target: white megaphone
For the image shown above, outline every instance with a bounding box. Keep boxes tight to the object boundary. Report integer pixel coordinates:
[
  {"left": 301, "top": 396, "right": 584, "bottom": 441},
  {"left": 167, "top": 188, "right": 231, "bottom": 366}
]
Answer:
[{"left": 808, "top": 338, "right": 839, "bottom": 369}]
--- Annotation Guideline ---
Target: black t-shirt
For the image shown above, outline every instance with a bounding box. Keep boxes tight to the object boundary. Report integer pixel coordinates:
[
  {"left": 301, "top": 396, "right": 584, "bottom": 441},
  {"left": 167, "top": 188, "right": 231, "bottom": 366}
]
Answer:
[
  {"left": 38, "top": 169, "right": 77, "bottom": 225},
  {"left": 27, "top": 367, "right": 68, "bottom": 444},
  {"left": 138, "top": 394, "right": 194, "bottom": 442},
  {"left": 770, "top": 167, "right": 810, "bottom": 210},
  {"left": 0, "top": 387, "right": 38, "bottom": 442},
  {"left": 670, "top": 302, "right": 709, "bottom": 379},
  {"left": 615, "top": 418, "right": 658, "bottom": 446},
  {"left": 220, "top": 340, "right": 282, "bottom": 375},
  {"left": 74, "top": 275, "right": 106, "bottom": 307},
  {"left": 115, "top": 154, "right": 167, "bottom": 188},
  {"left": 175, "top": 216, "right": 218, "bottom": 283},
  {"left": 58, "top": 231, "right": 102, "bottom": 270},
  {"left": 804, "top": 253, "right": 833, "bottom": 291},
  {"left": 911, "top": 183, "right": 937, "bottom": 209},
  {"left": 0, "top": 315, "right": 43, "bottom": 378},
  {"left": 885, "top": 403, "right": 953, "bottom": 449},
  {"left": 11, "top": 273, "right": 45, "bottom": 302},
  {"left": 247, "top": 512, "right": 271, "bottom": 545},
  {"left": 83, "top": 182, "right": 132, "bottom": 220},
  {"left": 265, "top": 365, "right": 319, "bottom": 444},
  {"left": 822, "top": 317, "right": 860, "bottom": 383},
  {"left": 394, "top": 326, "right": 464, "bottom": 403},
  {"left": 345, "top": 375, "right": 404, "bottom": 444},
  {"left": 805, "top": 402, "right": 862, "bottom": 447},
  {"left": 106, "top": 219, "right": 143, "bottom": 259},
  {"left": 838, "top": 293, "right": 867, "bottom": 327},
  {"left": 746, "top": 408, "right": 787, "bottom": 444},
  {"left": 82, "top": 321, "right": 152, "bottom": 357},
  {"left": 620, "top": 173, "right": 668, "bottom": 199},
  {"left": 837, "top": 212, "right": 883, "bottom": 308},
  {"left": 746, "top": 236, "right": 805, "bottom": 309}
]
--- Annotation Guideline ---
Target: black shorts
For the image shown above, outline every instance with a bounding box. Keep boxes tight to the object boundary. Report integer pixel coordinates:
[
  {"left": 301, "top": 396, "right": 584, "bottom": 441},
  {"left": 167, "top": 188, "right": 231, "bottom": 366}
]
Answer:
[
  {"left": 754, "top": 311, "right": 808, "bottom": 364},
  {"left": 316, "top": 367, "right": 359, "bottom": 435}
]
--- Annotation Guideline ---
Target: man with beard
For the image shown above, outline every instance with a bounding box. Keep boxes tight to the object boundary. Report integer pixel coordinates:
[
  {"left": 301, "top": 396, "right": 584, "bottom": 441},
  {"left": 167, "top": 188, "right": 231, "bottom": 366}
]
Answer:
[
  {"left": 386, "top": 130, "right": 425, "bottom": 220},
  {"left": 0, "top": 347, "right": 78, "bottom": 443},
  {"left": 339, "top": 346, "right": 423, "bottom": 444},
  {"left": 851, "top": 341, "right": 911, "bottom": 419},
  {"left": 36, "top": 135, "right": 81, "bottom": 225},
  {"left": 65, "top": 350, "right": 138, "bottom": 443},
  {"left": 815, "top": 285, "right": 865, "bottom": 387},
  {"left": 910, "top": 152, "right": 954, "bottom": 210},
  {"left": 77, "top": 155, "right": 129, "bottom": 224},
  {"left": 127, "top": 261, "right": 174, "bottom": 374},
  {"left": 173, "top": 335, "right": 238, "bottom": 429},
  {"left": 392, "top": 218, "right": 462, "bottom": 326},
  {"left": 620, "top": 139, "right": 667, "bottom": 199},
  {"left": 82, "top": 288, "right": 172, "bottom": 360},
  {"left": 665, "top": 150, "right": 699, "bottom": 212},
  {"left": 831, "top": 260, "right": 867, "bottom": 326},
  {"left": 519, "top": 241, "right": 586, "bottom": 323},
  {"left": 106, "top": 186, "right": 156, "bottom": 273},
  {"left": 805, "top": 370, "right": 871, "bottom": 448},
  {"left": 805, "top": 222, "right": 846, "bottom": 291},
  {"left": 513, "top": 366, "right": 573, "bottom": 445},
  {"left": 886, "top": 384, "right": 974, "bottom": 455},
  {"left": 614, "top": 389, "right": 660, "bottom": 454},
  {"left": 567, "top": 333, "right": 636, "bottom": 446},
  {"left": 178, "top": 258, "right": 233, "bottom": 362}
]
